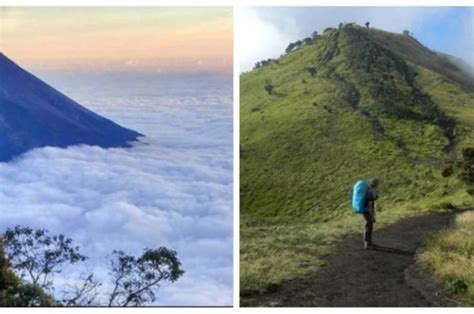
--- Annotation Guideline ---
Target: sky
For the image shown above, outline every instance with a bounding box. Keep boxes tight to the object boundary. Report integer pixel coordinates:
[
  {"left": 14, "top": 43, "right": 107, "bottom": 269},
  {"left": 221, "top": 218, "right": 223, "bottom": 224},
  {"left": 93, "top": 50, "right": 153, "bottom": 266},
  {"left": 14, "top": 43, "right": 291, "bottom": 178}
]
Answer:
[
  {"left": 0, "top": 7, "right": 232, "bottom": 73},
  {"left": 239, "top": 6, "right": 474, "bottom": 72}
]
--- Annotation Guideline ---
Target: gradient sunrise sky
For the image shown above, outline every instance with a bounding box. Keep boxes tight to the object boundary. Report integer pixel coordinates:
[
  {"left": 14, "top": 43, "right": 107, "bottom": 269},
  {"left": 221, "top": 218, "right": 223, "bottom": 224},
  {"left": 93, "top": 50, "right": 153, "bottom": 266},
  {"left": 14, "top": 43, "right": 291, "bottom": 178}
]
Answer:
[{"left": 0, "top": 7, "right": 232, "bottom": 73}]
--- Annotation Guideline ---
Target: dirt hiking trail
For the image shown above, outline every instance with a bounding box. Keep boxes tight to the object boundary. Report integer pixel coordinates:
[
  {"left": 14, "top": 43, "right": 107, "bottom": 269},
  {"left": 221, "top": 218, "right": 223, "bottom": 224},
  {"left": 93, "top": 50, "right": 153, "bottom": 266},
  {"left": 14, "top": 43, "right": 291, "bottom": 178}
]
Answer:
[{"left": 243, "top": 212, "right": 455, "bottom": 307}]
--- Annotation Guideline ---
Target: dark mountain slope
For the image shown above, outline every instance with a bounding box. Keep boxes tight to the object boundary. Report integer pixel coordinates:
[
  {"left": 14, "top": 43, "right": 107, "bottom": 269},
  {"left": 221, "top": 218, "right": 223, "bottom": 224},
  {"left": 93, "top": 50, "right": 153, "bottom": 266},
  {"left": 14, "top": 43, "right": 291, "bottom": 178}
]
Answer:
[{"left": 0, "top": 53, "right": 142, "bottom": 162}]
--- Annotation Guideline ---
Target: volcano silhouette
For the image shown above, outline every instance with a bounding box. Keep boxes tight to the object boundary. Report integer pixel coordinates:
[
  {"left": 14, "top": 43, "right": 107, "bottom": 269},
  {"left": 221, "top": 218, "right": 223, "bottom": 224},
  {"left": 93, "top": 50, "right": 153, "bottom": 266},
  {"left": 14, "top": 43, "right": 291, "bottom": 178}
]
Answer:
[{"left": 0, "top": 53, "right": 143, "bottom": 162}]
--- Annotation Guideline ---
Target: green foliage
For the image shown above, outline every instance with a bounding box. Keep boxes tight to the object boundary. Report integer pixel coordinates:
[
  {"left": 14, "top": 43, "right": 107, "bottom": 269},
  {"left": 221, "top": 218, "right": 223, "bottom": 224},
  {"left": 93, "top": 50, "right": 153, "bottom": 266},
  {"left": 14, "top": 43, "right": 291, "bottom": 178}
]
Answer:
[
  {"left": 0, "top": 239, "right": 55, "bottom": 306},
  {"left": 323, "top": 27, "right": 335, "bottom": 34},
  {"left": 0, "top": 240, "right": 20, "bottom": 304},
  {"left": 3, "top": 226, "right": 87, "bottom": 289},
  {"left": 459, "top": 148, "right": 474, "bottom": 186},
  {"left": 438, "top": 148, "right": 474, "bottom": 193},
  {"left": 108, "top": 248, "right": 185, "bottom": 306},
  {"left": 254, "top": 58, "right": 277, "bottom": 70},
  {"left": 303, "top": 37, "right": 312, "bottom": 44},
  {"left": 1, "top": 227, "right": 184, "bottom": 306},
  {"left": 285, "top": 42, "right": 300, "bottom": 54},
  {"left": 441, "top": 161, "right": 454, "bottom": 177},
  {"left": 240, "top": 24, "right": 474, "bottom": 298},
  {"left": 264, "top": 79, "right": 274, "bottom": 95},
  {"left": 451, "top": 279, "right": 469, "bottom": 294},
  {"left": 9, "top": 283, "right": 57, "bottom": 306},
  {"left": 306, "top": 67, "right": 317, "bottom": 77}
]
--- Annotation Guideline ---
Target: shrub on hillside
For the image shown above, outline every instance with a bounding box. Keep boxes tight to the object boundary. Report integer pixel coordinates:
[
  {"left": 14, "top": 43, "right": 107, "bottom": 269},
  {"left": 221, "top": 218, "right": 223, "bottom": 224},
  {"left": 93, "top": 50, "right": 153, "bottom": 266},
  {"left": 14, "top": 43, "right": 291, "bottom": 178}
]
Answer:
[
  {"left": 306, "top": 67, "right": 317, "bottom": 77},
  {"left": 459, "top": 147, "right": 474, "bottom": 187},
  {"left": 264, "top": 79, "right": 274, "bottom": 95}
]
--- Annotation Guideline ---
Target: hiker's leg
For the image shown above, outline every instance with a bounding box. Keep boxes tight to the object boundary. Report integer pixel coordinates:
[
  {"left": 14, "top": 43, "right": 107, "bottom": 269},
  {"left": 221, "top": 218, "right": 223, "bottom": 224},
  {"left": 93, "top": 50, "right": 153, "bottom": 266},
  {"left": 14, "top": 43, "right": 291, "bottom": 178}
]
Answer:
[
  {"left": 363, "top": 212, "right": 372, "bottom": 244},
  {"left": 363, "top": 212, "right": 373, "bottom": 244},
  {"left": 367, "top": 201, "right": 375, "bottom": 243},
  {"left": 367, "top": 215, "right": 373, "bottom": 244}
]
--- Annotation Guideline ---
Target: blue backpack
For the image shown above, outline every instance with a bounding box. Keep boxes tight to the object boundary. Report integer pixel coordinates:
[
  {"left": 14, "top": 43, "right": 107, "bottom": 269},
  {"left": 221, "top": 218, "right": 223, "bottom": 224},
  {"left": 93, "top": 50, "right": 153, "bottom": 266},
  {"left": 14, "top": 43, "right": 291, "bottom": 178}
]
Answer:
[{"left": 352, "top": 180, "right": 368, "bottom": 214}]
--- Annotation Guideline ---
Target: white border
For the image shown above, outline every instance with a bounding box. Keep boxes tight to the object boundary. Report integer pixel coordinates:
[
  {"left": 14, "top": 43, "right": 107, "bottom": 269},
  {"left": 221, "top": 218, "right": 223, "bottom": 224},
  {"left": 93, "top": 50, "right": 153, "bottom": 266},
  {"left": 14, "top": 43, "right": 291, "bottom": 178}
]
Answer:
[
  {"left": 0, "top": 0, "right": 474, "bottom": 6},
  {"left": 232, "top": 4, "right": 240, "bottom": 311},
  {"left": 2, "top": 1, "right": 474, "bottom": 313}
]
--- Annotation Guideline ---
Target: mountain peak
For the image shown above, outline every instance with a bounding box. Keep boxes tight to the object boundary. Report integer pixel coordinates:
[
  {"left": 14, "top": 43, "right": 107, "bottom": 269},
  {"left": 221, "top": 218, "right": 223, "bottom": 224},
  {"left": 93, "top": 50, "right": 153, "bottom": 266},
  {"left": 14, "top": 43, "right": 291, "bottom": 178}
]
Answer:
[
  {"left": 241, "top": 23, "right": 474, "bottom": 219},
  {"left": 0, "top": 52, "right": 22, "bottom": 71},
  {"left": 323, "top": 25, "right": 472, "bottom": 89},
  {"left": 0, "top": 52, "right": 9, "bottom": 63},
  {"left": 0, "top": 51, "right": 11, "bottom": 60},
  {"left": 0, "top": 54, "right": 143, "bottom": 162}
]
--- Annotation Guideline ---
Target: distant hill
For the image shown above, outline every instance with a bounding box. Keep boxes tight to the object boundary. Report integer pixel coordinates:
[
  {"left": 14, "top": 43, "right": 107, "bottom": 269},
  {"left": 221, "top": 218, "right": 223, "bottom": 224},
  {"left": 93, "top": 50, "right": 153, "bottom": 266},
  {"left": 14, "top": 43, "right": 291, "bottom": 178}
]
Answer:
[
  {"left": 240, "top": 24, "right": 474, "bottom": 222},
  {"left": 0, "top": 53, "right": 142, "bottom": 162},
  {"left": 363, "top": 28, "right": 474, "bottom": 91}
]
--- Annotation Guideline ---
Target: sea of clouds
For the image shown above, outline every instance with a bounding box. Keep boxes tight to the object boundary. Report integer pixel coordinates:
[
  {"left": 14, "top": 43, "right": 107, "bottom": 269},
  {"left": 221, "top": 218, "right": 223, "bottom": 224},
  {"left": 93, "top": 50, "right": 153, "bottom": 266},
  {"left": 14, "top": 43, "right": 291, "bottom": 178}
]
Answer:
[{"left": 0, "top": 72, "right": 233, "bottom": 306}]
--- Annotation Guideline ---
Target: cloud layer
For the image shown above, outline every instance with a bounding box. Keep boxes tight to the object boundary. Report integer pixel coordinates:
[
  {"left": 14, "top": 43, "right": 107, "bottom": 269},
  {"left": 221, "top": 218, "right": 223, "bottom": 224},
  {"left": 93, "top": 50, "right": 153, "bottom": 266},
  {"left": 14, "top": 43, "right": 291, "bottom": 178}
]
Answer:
[{"left": 0, "top": 73, "right": 233, "bottom": 306}]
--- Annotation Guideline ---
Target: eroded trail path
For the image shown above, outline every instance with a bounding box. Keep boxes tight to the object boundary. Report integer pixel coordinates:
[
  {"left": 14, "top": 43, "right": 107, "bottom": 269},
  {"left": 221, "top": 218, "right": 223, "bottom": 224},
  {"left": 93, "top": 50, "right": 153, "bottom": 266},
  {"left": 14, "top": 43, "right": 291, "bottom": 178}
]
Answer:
[{"left": 246, "top": 212, "right": 454, "bottom": 307}]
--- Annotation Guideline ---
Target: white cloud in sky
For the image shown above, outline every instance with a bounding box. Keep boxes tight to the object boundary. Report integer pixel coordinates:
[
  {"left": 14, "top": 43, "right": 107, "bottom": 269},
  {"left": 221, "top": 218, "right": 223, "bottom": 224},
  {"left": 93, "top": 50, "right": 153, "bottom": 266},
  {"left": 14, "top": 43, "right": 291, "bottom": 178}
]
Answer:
[
  {"left": 239, "top": 7, "right": 473, "bottom": 72},
  {"left": 459, "top": 10, "right": 474, "bottom": 67},
  {"left": 0, "top": 73, "right": 233, "bottom": 306},
  {"left": 238, "top": 7, "right": 293, "bottom": 72}
]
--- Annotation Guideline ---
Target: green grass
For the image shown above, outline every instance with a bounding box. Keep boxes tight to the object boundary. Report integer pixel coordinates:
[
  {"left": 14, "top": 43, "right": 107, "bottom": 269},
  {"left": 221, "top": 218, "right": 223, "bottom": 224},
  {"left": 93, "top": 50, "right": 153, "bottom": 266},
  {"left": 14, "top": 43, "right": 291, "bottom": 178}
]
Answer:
[
  {"left": 416, "top": 66, "right": 474, "bottom": 152},
  {"left": 240, "top": 218, "right": 353, "bottom": 294},
  {"left": 419, "top": 210, "right": 474, "bottom": 306},
  {"left": 240, "top": 24, "right": 474, "bottom": 300}
]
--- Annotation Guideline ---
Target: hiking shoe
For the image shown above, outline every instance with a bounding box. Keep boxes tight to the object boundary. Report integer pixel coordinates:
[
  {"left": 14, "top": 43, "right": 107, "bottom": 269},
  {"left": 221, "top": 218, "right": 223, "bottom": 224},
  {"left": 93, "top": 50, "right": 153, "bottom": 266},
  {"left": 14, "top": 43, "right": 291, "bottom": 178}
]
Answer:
[{"left": 364, "top": 242, "right": 377, "bottom": 250}]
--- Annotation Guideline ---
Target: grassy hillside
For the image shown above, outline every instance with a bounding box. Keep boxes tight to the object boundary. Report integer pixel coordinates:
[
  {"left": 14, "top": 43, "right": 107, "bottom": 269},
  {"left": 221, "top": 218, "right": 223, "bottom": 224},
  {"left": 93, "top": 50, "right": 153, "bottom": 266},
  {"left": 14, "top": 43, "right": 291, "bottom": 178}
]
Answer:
[
  {"left": 240, "top": 24, "right": 474, "bottom": 298},
  {"left": 420, "top": 211, "right": 474, "bottom": 306},
  {"left": 365, "top": 28, "right": 474, "bottom": 91}
]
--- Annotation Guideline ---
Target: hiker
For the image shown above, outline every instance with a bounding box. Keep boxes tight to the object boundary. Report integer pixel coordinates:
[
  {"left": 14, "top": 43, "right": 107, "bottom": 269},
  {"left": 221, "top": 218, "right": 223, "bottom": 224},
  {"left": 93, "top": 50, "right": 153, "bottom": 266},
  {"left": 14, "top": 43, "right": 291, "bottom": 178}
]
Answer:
[
  {"left": 363, "top": 178, "right": 379, "bottom": 249},
  {"left": 351, "top": 178, "right": 380, "bottom": 249}
]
